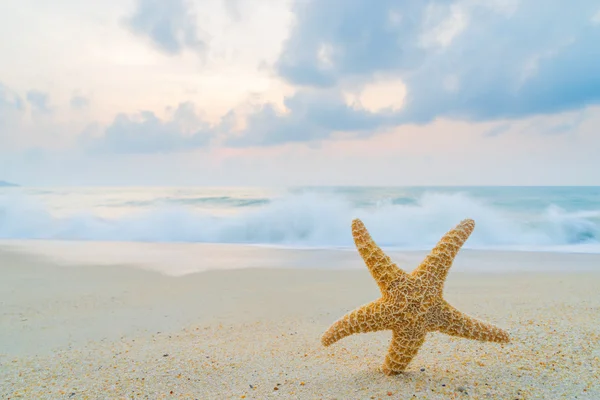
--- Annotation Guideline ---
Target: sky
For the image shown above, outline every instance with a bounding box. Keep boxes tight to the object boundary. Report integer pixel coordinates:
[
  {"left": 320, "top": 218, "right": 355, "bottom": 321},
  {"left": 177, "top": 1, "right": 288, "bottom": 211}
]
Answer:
[{"left": 1, "top": 0, "right": 599, "bottom": 186}]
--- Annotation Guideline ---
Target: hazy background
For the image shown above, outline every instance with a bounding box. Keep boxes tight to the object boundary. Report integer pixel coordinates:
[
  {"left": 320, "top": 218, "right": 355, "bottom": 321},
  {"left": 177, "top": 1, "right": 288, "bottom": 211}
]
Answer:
[{"left": 1, "top": 0, "right": 599, "bottom": 186}]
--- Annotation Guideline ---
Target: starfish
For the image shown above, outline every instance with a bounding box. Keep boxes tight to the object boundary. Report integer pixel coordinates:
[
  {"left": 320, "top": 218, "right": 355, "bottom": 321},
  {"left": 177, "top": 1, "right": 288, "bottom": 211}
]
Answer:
[{"left": 322, "top": 218, "right": 510, "bottom": 375}]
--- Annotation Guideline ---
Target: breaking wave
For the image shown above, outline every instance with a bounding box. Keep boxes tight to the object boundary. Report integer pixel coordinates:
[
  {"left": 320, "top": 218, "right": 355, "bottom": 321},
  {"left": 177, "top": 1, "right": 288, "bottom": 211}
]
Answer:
[{"left": 0, "top": 191, "right": 599, "bottom": 252}]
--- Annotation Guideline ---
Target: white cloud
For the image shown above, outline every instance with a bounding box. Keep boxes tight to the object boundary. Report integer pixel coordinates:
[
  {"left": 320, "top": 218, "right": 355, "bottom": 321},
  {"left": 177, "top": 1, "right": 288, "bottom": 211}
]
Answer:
[
  {"left": 419, "top": 3, "right": 469, "bottom": 49},
  {"left": 81, "top": 102, "right": 217, "bottom": 154},
  {"left": 317, "top": 43, "right": 334, "bottom": 69},
  {"left": 387, "top": 10, "right": 403, "bottom": 28},
  {"left": 0, "top": 0, "right": 294, "bottom": 124},
  {"left": 6, "top": 106, "right": 600, "bottom": 186},
  {"left": 467, "top": 0, "right": 520, "bottom": 16},
  {"left": 1, "top": 0, "right": 600, "bottom": 186},
  {"left": 347, "top": 78, "right": 407, "bottom": 113},
  {"left": 592, "top": 8, "right": 600, "bottom": 24}
]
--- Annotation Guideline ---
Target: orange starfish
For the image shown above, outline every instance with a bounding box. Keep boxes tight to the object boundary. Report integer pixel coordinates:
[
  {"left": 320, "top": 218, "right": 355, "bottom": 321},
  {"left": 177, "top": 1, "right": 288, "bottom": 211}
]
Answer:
[{"left": 322, "top": 218, "right": 510, "bottom": 375}]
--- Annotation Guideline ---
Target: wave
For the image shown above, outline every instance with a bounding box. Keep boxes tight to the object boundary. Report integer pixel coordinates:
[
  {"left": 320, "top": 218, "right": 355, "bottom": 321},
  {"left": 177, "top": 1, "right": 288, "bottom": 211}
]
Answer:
[
  {"left": 0, "top": 191, "right": 599, "bottom": 252},
  {"left": 117, "top": 196, "right": 270, "bottom": 208}
]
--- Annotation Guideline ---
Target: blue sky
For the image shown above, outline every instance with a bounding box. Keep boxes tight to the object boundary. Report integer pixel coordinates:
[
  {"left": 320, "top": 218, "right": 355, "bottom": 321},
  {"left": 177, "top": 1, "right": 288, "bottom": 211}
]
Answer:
[{"left": 1, "top": 0, "right": 599, "bottom": 186}]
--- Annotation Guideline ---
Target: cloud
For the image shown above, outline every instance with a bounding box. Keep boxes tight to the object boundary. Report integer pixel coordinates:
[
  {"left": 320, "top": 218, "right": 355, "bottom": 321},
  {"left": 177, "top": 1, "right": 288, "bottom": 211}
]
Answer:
[
  {"left": 70, "top": 95, "right": 90, "bottom": 110},
  {"left": 81, "top": 102, "right": 217, "bottom": 154},
  {"left": 276, "top": 0, "right": 429, "bottom": 87},
  {"left": 223, "top": 0, "right": 242, "bottom": 21},
  {"left": 77, "top": 91, "right": 395, "bottom": 151},
  {"left": 0, "top": 83, "right": 25, "bottom": 149},
  {"left": 25, "top": 90, "right": 52, "bottom": 114},
  {"left": 483, "top": 123, "right": 511, "bottom": 138},
  {"left": 124, "top": 0, "right": 207, "bottom": 57},
  {"left": 0, "top": 84, "right": 64, "bottom": 150},
  {"left": 275, "top": 0, "right": 600, "bottom": 123},
  {"left": 543, "top": 114, "right": 587, "bottom": 135},
  {"left": 519, "top": 107, "right": 590, "bottom": 136},
  {"left": 226, "top": 90, "right": 396, "bottom": 147},
  {"left": 484, "top": 106, "right": 592, "bottom": 138},
  {"left": 0, "top": 83, "right": 24, "bottom": 121}
]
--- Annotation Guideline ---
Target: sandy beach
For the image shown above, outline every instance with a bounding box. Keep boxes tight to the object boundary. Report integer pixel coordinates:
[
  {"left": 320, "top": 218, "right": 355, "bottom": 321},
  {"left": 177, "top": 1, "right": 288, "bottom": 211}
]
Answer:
[{"left": 1, "top": 242, "right": 599, "bottom": 399}]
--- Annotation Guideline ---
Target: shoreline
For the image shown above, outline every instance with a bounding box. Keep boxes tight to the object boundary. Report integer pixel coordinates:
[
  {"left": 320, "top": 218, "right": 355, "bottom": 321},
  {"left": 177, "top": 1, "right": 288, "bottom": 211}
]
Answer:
[
  {"left": 1, "top": 244, "right": 599, "bottom": 398},
  {"left": 1, "top": 240, "right": 600, "bottom": 277}
]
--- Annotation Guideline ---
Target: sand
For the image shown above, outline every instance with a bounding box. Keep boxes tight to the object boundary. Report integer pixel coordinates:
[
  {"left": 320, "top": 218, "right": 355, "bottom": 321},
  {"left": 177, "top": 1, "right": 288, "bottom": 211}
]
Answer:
[{"left": 1, "top": 242, "right": 599, "bottom": 399}]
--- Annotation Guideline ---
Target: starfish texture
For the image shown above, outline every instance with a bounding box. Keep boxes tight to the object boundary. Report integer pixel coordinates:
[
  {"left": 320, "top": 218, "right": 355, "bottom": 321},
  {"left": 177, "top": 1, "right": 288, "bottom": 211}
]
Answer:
[{"left": 322, "top": 218, "right": 510, "bottom": 375}]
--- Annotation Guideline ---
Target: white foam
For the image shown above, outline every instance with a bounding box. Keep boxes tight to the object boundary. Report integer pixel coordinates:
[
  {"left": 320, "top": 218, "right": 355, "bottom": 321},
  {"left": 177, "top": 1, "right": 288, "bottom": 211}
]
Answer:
[{"left": 0, "top": 190, "right": 598, "bottom": 252}]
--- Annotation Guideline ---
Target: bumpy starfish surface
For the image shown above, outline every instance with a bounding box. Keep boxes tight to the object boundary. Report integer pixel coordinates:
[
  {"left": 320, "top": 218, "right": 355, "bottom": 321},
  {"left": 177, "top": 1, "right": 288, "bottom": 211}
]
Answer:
[{"left": 322, "top": 218, "right": 510, "bottom": 375}]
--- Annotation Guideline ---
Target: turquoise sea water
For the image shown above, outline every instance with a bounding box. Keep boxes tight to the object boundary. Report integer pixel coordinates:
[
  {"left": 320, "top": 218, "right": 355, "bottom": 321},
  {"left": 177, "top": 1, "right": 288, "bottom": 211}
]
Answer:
[{"left": 1, "top": 186, "right": 599, "bottom": 253}]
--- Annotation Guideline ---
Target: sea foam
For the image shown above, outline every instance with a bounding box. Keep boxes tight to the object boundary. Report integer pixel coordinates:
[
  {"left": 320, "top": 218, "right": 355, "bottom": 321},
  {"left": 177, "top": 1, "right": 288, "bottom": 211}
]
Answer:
[{"left": 0, "top": 190, "right": 599, "bottom": 252}]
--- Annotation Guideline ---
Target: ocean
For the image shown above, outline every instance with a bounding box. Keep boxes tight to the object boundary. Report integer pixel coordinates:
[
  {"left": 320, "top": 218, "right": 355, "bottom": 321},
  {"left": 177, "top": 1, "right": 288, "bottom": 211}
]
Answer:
[{"left": 1, "top": 186, "right": 599, "bottom": 253}]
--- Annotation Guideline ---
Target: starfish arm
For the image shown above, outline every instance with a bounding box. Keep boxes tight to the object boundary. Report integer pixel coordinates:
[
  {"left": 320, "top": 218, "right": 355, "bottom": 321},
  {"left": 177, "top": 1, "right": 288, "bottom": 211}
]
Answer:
[
  {"left": 412, "top": 219, "right": 475, "bottom": 290},
  {"left": 382, "top": 327, "right": 427, "bottom": 375},
  {"left": 322, "top": 299, "right": 389, "bottom": 346},
  {"left": 435, "top": 302, "right": 510, "bottom": 343},
  {"left": 351, "top": 219, "right": 406, "bottom": 291}
]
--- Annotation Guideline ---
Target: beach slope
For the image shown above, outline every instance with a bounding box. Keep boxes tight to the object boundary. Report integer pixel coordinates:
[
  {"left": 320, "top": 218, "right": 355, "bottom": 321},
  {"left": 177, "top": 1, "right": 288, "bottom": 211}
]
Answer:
[{"left": 1, "top": 244, "right": 599, "bottom": 399}]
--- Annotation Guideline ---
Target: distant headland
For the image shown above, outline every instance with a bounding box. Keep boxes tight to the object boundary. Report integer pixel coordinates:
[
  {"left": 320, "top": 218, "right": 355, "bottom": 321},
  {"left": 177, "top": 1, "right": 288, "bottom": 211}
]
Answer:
[{"left": 0, "top": 181, "right": 19, "bottom": 187}]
